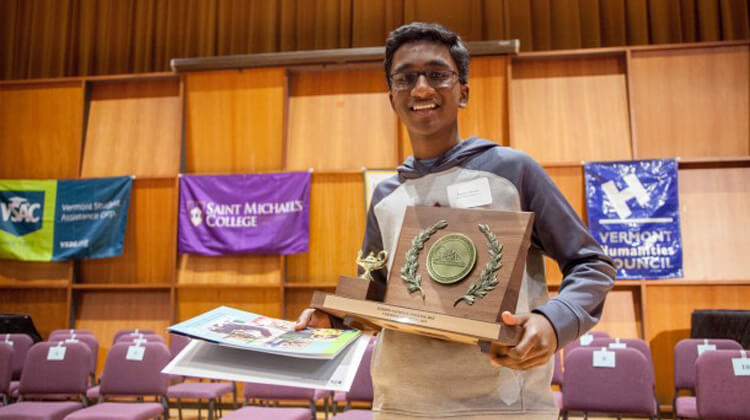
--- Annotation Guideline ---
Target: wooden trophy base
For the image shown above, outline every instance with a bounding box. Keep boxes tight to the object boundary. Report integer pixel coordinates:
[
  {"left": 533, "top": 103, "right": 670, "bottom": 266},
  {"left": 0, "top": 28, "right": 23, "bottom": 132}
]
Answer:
[{"left": 310, "top": 276, "right": 522, "bottom": 349}]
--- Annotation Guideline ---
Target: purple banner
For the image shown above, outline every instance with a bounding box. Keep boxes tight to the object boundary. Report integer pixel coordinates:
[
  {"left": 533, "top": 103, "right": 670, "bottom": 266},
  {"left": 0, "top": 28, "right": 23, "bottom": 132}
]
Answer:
[{"left": 178, "top": 173, "right": 310, "bottom": 255}]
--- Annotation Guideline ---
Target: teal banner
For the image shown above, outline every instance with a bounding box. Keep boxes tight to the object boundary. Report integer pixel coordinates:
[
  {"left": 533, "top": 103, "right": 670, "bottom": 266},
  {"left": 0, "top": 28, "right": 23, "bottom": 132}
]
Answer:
[{"left": 0, "top": 176, "right": 132, "bottom": 261}]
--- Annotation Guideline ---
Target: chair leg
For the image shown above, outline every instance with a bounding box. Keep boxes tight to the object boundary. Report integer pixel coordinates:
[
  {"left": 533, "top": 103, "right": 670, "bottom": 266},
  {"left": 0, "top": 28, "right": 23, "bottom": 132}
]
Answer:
[
  {"left": 324, "top": 396, "right": 329, "bottom": 420},
  {"left": 178, "top": 398, "right": 183, "bottom": 420},
  {"left": 218, "top": 396, "right": 223, "bottom": 417},
  {"left": 198, "top": 398, "right": 203, "bottom": 420},
  {"left": 232, "top": 382, "right": 237, "bottom": 409},
  {"left": 310, "top": 401, "right": 316, "bottom": 418},
  {"left": 208, "top": 399, "right": 215, "bottom": 420}
]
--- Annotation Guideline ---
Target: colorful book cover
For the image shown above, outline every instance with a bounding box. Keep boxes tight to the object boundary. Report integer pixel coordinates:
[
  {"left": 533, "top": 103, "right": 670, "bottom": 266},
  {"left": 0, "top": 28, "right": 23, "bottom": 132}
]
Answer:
[{"left": 168, "top": 306, "right": 360, "bottom": 360}]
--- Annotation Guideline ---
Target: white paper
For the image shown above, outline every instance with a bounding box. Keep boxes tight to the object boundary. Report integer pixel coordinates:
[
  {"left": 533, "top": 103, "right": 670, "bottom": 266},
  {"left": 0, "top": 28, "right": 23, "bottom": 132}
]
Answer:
[
  {"left": 697, "top": 344, "right": 716, "bottom": 356},
  {"left": 47, "top": 346, "right": 67, "bottom": 361},
  {"left": 593, "top": 349, "right": 615, "bottom": 368},
  {"left": 579, "top": 334, "right": 594, "bottom": 346},
  {"left": 609, "top": 342, "right": 627, "bottom": 349},
  {"left": 446, "top": 178, "right": 492, "bottom": 208},
  {"left": 162, "top": 335, "right": 370, "bottom": 392},
  {"left": 732, "top": 358, "right": 750, "bottom": 376},
  {"left": 127, "top": 345, "right": 145, "bottom": 361}
]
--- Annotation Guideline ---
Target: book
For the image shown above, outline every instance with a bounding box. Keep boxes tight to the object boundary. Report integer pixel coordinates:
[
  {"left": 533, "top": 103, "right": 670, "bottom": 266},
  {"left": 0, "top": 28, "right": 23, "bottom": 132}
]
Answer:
[
  {"left": 162, "top": 335, "right": 371, "bottom": 392},
  {"left": 168, "top": 306, "right": 361, "bottom": 360}
]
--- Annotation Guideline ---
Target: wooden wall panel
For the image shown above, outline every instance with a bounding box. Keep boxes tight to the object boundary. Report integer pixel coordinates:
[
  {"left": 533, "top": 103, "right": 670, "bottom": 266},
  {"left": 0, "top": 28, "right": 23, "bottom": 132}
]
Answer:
[
  {"left": 403, "top": 0, "right": 484, "bottom": 41},
  {"left": 286, "top": 67, "right": 397, "bottom": 170},
  {"left": 679, "top": 167, "right": 750, "bottom": 280},
  {"left": 630, "top": 46, "right": 750, "bottom": 158},
  {"left": 593, "top": 287, "right": 641, "bottom": 339},
  {"left": 177, "top": 288, "right": 282, "bottom": 321},
  {"left": 645, "top": 284, "right": 750, "bottom": 405},
  {"left": 78, "top": 178, "right": 178, "bottom": 284},
  {"left": 543, "top": 166, "right": 586, "bottom": 285},
  {"left": 0, "top": 82, "right": 83, "bottom": 178},
  {"left": 286, "top": 173, "right": 365, "bottom": 284},
  {"left": 185, "top": 68, "right": 286, "bottom": 173},
  {"left": 0, "top": 261, "right": 71, "bottom": 286},
  {"left": 0, "top": 289, "right": 68, "bottom": 339},
  {"left": 75, "top": 290, "right": 171, "bottom": 374},
  {"left": 509, "top": 55, "right": 632, "bottom": 163},
  {"left": 458, "top": 56, "right": 509, "bottom": 145},
  {"left": 81, "top": 78, "right": 181, "bottom": 177},
  {"left": 178, "top": 255, "right": 282, "bottom": 286}
]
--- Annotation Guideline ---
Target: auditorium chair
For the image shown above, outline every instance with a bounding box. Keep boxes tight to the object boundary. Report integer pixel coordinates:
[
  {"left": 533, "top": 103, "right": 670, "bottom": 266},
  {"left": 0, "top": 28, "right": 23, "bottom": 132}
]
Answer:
[
  {"left": 116, "top": 333, "right": 166, "bottom": 344},
  {"left": 0, "top": 341, "right": 91, "bottom": 420},
  {"left": 551, "top": 351, "right": 563, "bottom": 409},
  {"left": 3, "top": 333, "right": 33, "bottom": 398},
  {"left": 0, "top": 344, "right": 12, "bottom": 406},
  {"left": 673, "top": 339, "right": 743, "bottom": 419},
  {"left": 50, "top": 334, "right": 100, "bottom": 386},
  {"left": 112, "top": 329, "right": 156, "bottom": 344},
  {"left": 242, "top": 382, "right": 332, "bottom": 419},
  {"left": 331, "top": 337, "right": 375, "bottom": 419},
  {"left": 64, "top": 342, "right": 170, "bottom": 420},
  {"left": 695, "top": 349, "right": 750, "bottom": 420},
  {"left": 561, "top": 346, "right": 659, "bottom": 420},
  {"left": 49, "top": 329, "right": 95, "bottom": 340}
]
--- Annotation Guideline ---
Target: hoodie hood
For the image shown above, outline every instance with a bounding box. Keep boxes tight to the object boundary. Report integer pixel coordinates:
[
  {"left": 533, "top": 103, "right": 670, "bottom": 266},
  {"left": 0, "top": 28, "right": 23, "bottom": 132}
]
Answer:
[{"left": 397, "top": 137, "right": 499, "bottom": 181}]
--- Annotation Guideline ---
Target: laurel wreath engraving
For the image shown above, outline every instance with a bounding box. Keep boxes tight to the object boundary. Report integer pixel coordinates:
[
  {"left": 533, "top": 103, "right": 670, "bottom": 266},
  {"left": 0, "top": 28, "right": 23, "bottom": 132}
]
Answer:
[
  {"left": 400, "top": 219, "right": 448, "bottom": 299},
  {"left": 453, "top": 224, "right": 503, "bottom": 307}
]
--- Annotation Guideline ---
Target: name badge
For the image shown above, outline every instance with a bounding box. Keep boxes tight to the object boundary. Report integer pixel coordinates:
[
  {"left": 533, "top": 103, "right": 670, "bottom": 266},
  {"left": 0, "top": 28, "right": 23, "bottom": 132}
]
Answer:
[
  {"left": 579, "top": 334, "right": 594, "bottom": 346},
  {"left": 609, "top": 342, "right": 627, "bottom": 349},
  {"left": 732, "top": 357, "right": 750, "bottom": 376},
  {"left": 446, "top": 178, "right": 492, "bottom": 208},
  {"left": 127, "top": 345, "right": 145, "bottom": 361},
  {"left": 697, "top": 344, "right": 716, "bottom": 356},
  {"left": 593, "top": 349, "right": 616, "bottom": 368},
  {"left": 47, "top": 346, "right": 67, "bottom": 361}
]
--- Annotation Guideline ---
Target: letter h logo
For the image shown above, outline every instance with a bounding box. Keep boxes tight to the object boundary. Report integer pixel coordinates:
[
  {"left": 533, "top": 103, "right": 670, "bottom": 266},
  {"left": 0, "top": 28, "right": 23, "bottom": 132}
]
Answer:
[{"left": 601, "top": 174, "right": 649, "bottom": 219}]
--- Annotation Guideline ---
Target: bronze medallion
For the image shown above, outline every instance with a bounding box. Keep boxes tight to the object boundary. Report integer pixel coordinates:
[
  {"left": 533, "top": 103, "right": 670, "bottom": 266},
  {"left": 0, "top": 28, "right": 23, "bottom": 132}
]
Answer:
[{"left": 426, "top": 233, "right": 477, "bottom": 284}]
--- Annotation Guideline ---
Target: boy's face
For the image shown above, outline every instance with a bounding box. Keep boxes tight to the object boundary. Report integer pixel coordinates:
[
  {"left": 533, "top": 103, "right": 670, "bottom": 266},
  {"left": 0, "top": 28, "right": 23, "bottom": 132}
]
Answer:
[{"left": 388, "top": 41, "right": 468, "bottom": 139}]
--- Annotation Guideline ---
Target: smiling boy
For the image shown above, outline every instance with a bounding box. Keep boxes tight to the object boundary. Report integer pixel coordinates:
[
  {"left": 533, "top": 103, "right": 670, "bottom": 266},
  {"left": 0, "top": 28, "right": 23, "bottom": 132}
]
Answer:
[{"left": 297, "top": 22, "right": 615, "bottom": 419}]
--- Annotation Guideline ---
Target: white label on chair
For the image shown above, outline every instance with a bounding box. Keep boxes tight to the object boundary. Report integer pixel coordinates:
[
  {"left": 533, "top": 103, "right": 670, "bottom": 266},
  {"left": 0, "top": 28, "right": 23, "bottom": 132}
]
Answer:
[
  {"left": 65, "top": 338, "right": 79, "bottom": 343},
  {"left": 133, "top": 338, "right": 147, "bottom": 345},
  {"left": 593, "top": 349, "right": 616, "bottom": 368},
  {"left": 697, "top": 344, "right": 716, "bottom": 356},
  {"left": 127, "top": 345, "right": 145, "bottom": 361},
  {"left": 579, "top": 334, "right": 594, "bottom": 346},
  {"left": 609, "top": 342, "right": 627, "bottom": 349},
  {"left": 732, "top": 358, "right": 750, "bottom": 376},
  {"left": 47, "top": 346, "right": 67, "bottom": 361},
  {"left": 4, "top": 335, "right": 12, "bottom": 347}
]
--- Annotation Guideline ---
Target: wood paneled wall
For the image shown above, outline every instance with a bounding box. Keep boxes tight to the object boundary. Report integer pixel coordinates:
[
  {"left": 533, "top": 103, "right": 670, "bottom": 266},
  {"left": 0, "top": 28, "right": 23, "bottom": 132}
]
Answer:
[{"left": 1, "top": 41, "right": 749, "bottom": 411}]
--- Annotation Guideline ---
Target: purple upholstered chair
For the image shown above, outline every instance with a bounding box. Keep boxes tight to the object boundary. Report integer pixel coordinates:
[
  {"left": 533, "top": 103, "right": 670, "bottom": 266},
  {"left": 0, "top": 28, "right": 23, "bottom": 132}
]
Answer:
[
  {"left": 243, "top": 383, "right": 332, "bottom": 419},
  {"left": 221, "top": 406, "right": 312, "bottom": 420},
  {"left": 0, "top": 344, "right": 13, "bottom": 406},
  {"left": 49, "top": 330, "right": 95, "bottom": 340},
  {"left": 551, "top": 351, "right": 563, "bottom": 409},
  {"left": 64, "top": 342, "right": 171, "bottom": 420},
  {"left": 116, "top": 333, "right": 166, "bottom": 345},
  {"left": 563, "top": 331, "right": 611, "bottom": 354},
  {"left": 3, "top": 333, "right": 33, "bottom": 397},
  {"left": 333, "top": 337, "right": 375, "bottom": 419},
  {"left": 589, "top": 338, "right": 654, "bottom": 376},
  {"left": 561, "top": 346, "right": 657, "bottom": 420},
  {"left": 695, "top": 349, "right": 750, "bottom": 420},
  {"left": 50, "top": 334, "right": 100, "bottom": 386},
  {"left": 112, "top": 329, "right": 156, "bottom": 344},
  {"left": 673, "top": 338, "right": 742, "bottom": 420},
  {"left": 0, "top": 341, "right": 91, "bottom": 420}
]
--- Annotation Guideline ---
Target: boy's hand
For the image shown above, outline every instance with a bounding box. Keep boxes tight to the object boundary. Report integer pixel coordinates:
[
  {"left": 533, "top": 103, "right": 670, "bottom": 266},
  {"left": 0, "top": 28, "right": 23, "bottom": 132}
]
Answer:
[
  {"left": 489, "top": 311, "right": 557, "bottom": 370},
  {"left": 294, "top": 308, "right": 332, "bottom": 331}
]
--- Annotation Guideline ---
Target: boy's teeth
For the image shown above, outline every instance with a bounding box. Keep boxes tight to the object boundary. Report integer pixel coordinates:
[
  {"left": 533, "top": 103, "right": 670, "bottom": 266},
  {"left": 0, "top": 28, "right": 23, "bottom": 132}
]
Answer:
[{"left": 413, "top": 104, "right": 435, "bottom": 110}]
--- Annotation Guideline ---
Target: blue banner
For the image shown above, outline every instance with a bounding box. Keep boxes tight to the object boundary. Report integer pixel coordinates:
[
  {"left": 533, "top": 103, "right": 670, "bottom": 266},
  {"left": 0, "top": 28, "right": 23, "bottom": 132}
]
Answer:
[
  {"left": 584, "top": 159, "right": 683, "bottom": 279},
  {"left": 0, "top": 176, "right": 132, "bottom": 261}
]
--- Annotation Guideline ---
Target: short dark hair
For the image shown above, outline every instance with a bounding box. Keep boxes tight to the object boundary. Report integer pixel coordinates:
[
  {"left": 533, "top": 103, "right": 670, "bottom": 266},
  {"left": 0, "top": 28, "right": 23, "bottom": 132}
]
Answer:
[{"left": 384, "top": 22, "right": 470, "bottom": 90}]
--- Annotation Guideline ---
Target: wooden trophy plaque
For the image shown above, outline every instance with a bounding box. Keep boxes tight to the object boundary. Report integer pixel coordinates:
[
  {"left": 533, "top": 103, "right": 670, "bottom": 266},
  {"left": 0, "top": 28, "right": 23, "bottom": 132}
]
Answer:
[{"left": 311, "top": 206, "right": 534, "bottom": 347}]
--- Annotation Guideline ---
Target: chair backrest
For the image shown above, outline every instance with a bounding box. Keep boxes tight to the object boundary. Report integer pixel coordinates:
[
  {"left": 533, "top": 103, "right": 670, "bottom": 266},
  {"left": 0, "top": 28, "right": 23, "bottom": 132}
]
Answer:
[
  {"left": 589, "top": 338, "right": 654, "bottom": 376},
  {"left": 99, "top": 342, "right": 170, "bottom": 397},
  {"left": 49, "top": 329, "right": 94, "bottom": 340},
  {"left": 0, "top": 343, "right": 13, "bottom": 394},
  {"left": 18, "top": 341, "right": 91, "bottom": 396},
  {"left": 3, "top": 333, "right": 33, "bottom": 380},
  {"left": 112, "top": 329, "right": 156, "bottom": 344},
  {"left": 562, "top": 346, "right": 656, "bottom": 416},
  {"left": 564, "top": 331, "right": 611, "bottom": 353},
  {"left": 244, "top": 382, "right": 315, "bottom": 401},
  {"left": 695, "top": 349, "right": 750, "bottom": 420},
  {"left": 169, "top": 333, "right": 191, "bottom": 359},
  {"left": 347, "top": 337, "right": 375, "bottom": 402},
  {"left": 50, "top": 334, "right": 99, "bottom": 376},
  {"left": 551, "top": 351, "right": 563, "bottom": 386},
  {"left": 674, "top": 338, "right": 742, "bottom": 391},
  {"left": 115, "top": 333, "right": 165, "bottom": 345}
]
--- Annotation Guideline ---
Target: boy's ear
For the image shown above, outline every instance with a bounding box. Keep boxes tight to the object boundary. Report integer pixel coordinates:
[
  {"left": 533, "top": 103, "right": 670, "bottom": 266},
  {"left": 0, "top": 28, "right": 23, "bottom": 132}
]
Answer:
[{"left": 459, "top": 83, "right": 469, "bottom": 108}]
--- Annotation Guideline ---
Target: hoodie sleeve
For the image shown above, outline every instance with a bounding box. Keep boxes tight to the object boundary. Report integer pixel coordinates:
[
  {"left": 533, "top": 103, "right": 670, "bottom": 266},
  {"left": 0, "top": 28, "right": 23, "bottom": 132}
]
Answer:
[{"left": 518, "top": 153, "right": 616, "bottom": 350}]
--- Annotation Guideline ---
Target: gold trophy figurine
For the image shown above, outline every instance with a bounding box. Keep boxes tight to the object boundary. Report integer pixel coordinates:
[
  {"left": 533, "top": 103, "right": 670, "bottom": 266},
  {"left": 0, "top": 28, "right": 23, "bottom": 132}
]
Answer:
[{"left": 356, "top": 250, "right": 389, "bottom": 282}]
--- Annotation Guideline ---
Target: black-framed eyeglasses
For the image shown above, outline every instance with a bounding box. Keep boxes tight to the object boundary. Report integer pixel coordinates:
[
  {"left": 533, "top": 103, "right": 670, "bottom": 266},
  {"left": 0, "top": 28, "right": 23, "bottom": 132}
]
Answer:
[{"left": 389, "top": 70, "right": 458, "bottom": 91}]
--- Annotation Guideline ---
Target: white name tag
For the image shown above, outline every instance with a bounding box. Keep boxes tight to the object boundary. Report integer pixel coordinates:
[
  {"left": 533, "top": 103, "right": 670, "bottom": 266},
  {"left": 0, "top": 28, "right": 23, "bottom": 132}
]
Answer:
[
  {"left": 126, "top": 345, "right": 145, "bottom": 361},
  {"left": 593, "top": 349, "right": 616, "bottom": 368},
  {"left": 609, "top": 342, "right": 627, "bottom": 349},
  {"left": 732, "top": 358, "right": 750, "bottom": 376},
  {"left": 47, "top": 346, "right": 67, "bottom": 361},
  {"left": 446, "top": 178, "right": 492, "bottom": 208},
  {"left": 4, "top": 340, "right": 13, "bottom": 347},
  {"left": 697, "top": 344, "right": 716, "bottom": 356},
  {"left": 579, "top": 334, "right": 594, "bottom": 346}
]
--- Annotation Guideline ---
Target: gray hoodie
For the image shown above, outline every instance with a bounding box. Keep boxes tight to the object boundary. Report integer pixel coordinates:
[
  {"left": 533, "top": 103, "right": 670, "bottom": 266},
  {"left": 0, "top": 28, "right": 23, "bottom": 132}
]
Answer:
[{"left": 361, "top": 137, "right": 615, "bottom": 417}]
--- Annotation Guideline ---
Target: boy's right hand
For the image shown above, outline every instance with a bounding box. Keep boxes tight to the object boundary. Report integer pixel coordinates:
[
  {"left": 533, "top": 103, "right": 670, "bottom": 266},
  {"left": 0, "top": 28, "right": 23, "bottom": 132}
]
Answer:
[{"left": 294, "top": 308, "right": 332, "bottom": 331}]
